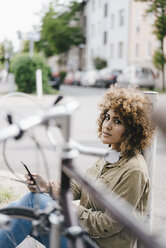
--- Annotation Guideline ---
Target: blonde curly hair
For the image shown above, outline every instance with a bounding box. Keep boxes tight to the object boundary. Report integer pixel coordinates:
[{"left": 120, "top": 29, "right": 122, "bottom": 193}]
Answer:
[{"left": 97, "top": 86, "right": 155, "bottom": 156}]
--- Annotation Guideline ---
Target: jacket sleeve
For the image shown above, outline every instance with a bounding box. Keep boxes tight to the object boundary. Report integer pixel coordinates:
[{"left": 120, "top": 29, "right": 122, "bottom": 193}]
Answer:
[
  {"left": 77, "top": 169, "right": 148, "bottom": 238},
  {"left": 70, "top": 179, "right": 82, "bottom": 200}
]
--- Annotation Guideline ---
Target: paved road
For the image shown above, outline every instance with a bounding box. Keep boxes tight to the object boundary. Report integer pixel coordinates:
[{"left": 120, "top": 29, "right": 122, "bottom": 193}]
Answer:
[{"left": 0, "top": 83, "right": 166, "bottom": 246}]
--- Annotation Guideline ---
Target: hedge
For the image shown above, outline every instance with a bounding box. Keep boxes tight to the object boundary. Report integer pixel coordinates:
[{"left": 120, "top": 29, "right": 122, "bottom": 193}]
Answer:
[{"left": 10, "top": 53, "right": 51, "bottom": 93}]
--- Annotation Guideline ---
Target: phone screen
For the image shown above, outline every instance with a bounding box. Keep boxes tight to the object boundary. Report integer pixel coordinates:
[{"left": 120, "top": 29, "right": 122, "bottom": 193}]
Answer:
[{"left": 20, "top": 161, "right": 41, "bottom": 192}]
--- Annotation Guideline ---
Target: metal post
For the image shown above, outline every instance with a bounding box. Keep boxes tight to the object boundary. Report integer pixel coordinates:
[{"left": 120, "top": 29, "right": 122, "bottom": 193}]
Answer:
[
  {"left": 36, "top": 69, "right": 43, "bottom": 99},
  {"left": 137, "top": 91, "right": 158, "bottom": 248},
  {"left": 49, "top": 213, "right": 61, "bottom": 248},
  {"left": 143, "top": 91, "right": 158, "bottom": 230},
  {"left": 59, "top": 113, "right": 84, "bottom": 248}
]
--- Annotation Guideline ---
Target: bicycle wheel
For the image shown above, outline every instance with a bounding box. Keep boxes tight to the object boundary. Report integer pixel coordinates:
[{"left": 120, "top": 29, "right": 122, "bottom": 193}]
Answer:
[
  {"left": 0, "top": 206, "right": 38, "bottom": 221},
  {"left": 0, "top": 206, "right": 49, "bottom": 248}
]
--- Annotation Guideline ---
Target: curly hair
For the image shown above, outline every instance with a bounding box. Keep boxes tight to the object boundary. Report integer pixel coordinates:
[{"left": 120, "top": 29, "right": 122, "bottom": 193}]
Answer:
[{"left": 97, "top": 86, "right": 155, "bottom": 156}]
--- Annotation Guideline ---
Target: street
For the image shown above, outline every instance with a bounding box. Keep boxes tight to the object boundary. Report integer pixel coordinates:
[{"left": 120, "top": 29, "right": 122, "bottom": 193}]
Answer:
[{"left": 0, "top": 84, "right": 166, "bottom": 238}]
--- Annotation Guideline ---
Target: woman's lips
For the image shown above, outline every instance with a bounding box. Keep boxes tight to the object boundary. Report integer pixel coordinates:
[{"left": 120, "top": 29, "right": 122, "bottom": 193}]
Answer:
[{"left": 102, "top": 132, "right": 112, "bottom": 137}]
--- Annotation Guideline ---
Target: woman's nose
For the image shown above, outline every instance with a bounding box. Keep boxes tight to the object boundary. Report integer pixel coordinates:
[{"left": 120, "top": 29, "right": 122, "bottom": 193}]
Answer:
[{"left": 105, "top": 120, "right": 112, "bottom": 129}]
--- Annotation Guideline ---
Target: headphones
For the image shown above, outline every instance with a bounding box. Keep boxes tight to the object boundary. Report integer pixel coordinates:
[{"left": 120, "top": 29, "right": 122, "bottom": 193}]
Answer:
[{"left": 106, "top": 148, "right": 122, "bottom": 164}]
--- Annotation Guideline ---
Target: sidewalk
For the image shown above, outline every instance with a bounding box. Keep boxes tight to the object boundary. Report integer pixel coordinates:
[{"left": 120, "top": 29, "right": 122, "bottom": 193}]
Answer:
[{"left": 0, "top": 73, "right": 17, "bottom": 94}]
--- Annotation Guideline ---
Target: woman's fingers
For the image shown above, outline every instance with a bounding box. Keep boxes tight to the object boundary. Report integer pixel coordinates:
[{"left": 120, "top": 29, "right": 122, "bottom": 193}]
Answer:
[
  {"left": 24, "top": 173, "right": 49, "bottom": 193},
  {"left": 25, "top": 174, "right": 37, "bottom": 192}
]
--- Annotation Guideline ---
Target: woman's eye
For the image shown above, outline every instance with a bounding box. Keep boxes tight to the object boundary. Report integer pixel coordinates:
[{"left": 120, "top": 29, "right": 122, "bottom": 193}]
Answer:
[
  {"left": 114, "top": 119, "right": 121, "bottom": 124},
  {"left": 105, "top": 115, "right": 110, "bottom": 121}
]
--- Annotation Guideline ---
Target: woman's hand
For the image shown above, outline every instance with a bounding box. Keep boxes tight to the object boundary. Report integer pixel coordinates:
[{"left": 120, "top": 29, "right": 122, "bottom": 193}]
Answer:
[
  {"left": 49, "top": 180, "right": 60, "bottom": 200},
  {"left": 25, "top": 174, "right": 49, "bottom": 193}
]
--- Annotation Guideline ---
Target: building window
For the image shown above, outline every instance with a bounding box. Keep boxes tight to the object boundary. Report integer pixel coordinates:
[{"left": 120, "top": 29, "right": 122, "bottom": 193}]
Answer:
[
  {"left": 147, "top": 42, "right": 152, "bottom": 58},
  {"left": 104, "top": 3, "right": 108, "bottom": 17},
  {"left": 110, "top": 44, "right": 114, "bottom": 58},
  {"left": 103, "top": 31, "right": 107, "bottom": 45},
  {"left": 91, "top": 0, "right": 95, "bottom": 11},
  {"left": 98, "top": 21, "right": 101, "bottom": 35},
  {"left": 136, "top": 10, "right": 142, "bottom": 33},
  {"left": 136, "top": 26, "right": 140, "bottom": 33},
  {"left": 135, "top": 43, "right": 139, "bottom": 58},
  {"left": 91, "top": 24, "right": 95, "bottom": 36},
  {"left": 147, "top": 13, "right": 155, "bottom": 25},
  {"left": 118, "top": 42, "right": 123, "bottom": 58},
  {"left": 111, "top": 14, "right": 115, "bottom": 29},
  {"left": 119, "top": 9, "right": 124, "bottom": 26}
]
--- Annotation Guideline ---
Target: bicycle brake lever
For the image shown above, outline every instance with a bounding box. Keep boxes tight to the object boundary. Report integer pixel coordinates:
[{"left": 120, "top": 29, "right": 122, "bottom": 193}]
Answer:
[{"left": 53, "top": 95, "right": 63, "bottom": 105}]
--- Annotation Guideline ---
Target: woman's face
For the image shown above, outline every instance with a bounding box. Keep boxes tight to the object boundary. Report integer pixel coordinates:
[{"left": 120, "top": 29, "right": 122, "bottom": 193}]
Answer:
[{"left": 101, "top": 108, "right": 126, "bottom": 151}]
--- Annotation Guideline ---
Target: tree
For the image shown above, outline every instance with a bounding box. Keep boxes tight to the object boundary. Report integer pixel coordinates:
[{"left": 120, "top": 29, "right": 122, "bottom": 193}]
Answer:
[
  {"left": 36, "top": 1, "right": 85, "bottom": 57},
  {"left": 22, "top": 40, "right": 30, "bottom": 53},
  {"left": 0, "top": 40, "right": 14, "bottom": 66},
  {"left": 93, "top": 57, "right": 107, "bottom": 70},
  {"left": 153, "top": 49, "right": 166, "bottom": 71},
  {"left": 135, "top": 0, "right": 166, "bottom": 90},
  {"left": 0, "top": 43, "right": 5, "bottom": 64}
]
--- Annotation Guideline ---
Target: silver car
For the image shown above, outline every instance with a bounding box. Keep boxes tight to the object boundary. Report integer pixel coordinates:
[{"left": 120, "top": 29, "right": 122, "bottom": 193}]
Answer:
[{"left": 117, "top": 65, "right": 155, "bottom": 89}]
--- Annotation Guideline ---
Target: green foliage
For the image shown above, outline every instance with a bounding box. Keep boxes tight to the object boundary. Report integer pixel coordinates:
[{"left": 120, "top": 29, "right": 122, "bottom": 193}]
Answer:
[
  {"left": 0, "top": 40, "right": 14, "bottom": 65},
  {"left": 59, "top": 71, "right": 67, "bottom": 83},
  {"left": 22, "top": 40, "right": 30, "bottom": 53},
  {"left": 153, "top": 14, "right": 166, "bottom": 41},
  {"left": 135, "top": 0, "right": 166, "bottom": 89},
  {"left": 0, "top": 187, "right": 13, "bottom": 204},
  {"left": 10, "top": 53, "right": 51, "bottom": 93},
  {"left": 36, "top": 1, "right": 84, "bottom": 57},
  {"left": 135, "top": 0, "right": 166, "bottom": 41},
  {"left": 153, "top": 49, "right": 166, "bottom": 70},
  {"left": 0, "top": 43, "right": 5, "bottom": 64},
  {"left": 93, "top": 57, "right": 107, "bottom": 70}
]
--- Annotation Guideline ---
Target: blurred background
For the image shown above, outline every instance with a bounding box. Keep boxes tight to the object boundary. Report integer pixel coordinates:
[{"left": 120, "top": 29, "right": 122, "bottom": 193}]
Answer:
[{"left": 0, "top": 0, "right": 165, "bottom": 92}]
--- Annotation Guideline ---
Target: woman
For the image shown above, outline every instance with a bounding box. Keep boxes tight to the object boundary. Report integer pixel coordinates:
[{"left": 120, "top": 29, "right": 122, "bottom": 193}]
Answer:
[{"left": 0, "top": 86, "right": 154, "bottom": 248}]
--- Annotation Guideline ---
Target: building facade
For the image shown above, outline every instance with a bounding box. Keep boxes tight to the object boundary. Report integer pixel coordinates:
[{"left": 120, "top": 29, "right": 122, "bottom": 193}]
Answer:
[
  {"left": 85, "top": 0, "right": 131, "bottom": 70},
  {"left": 84, "top": 0, "right": 164, "bottom": 75},
  {"left": 128, "top": 0, "right": 159, "bottom": 70}
]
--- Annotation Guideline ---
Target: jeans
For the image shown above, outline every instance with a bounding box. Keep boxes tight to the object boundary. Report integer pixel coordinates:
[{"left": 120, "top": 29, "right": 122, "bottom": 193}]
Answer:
[{"left": 0, "top": 192, "right": 67, "bottom": 248}]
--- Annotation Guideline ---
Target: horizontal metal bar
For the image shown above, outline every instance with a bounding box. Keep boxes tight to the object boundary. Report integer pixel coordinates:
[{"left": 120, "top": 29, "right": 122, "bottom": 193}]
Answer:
[
  {"left": 0, "top": 100, "right": 79, "bottom": 142},
  {"left": 70, "top": 139, "right": 108, "bottom": 157}
]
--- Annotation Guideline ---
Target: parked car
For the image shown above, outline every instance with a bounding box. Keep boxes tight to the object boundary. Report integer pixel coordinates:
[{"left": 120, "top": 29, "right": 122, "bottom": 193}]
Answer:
[
  {"left": 72, "top": 70, "right": 85, "bottom": 86},
  {"left": 48, "top": 72, "right": 61, "bottom": 90},
  {"left": 81, "top": 69, "right": 100, "bottom": 87},
  {"left": 95, "top": 68, "right": 122, "bottom": 88},
  {"left": 116, "top": 65, "right": 155, "bottom": 89},
  {"left": 63, "top": 72, "right": 75, "bottom": 85}
]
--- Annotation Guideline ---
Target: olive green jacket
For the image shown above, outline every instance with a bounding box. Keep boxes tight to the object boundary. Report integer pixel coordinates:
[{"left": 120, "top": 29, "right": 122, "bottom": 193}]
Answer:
[{"left": 70, "top": 154, "right": 150, "bottom": 248}]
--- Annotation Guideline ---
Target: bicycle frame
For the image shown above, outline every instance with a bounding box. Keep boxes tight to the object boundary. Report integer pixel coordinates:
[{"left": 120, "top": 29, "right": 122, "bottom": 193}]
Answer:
[{"left": 0, "top": 99, "right": 165, "bottom": 248}]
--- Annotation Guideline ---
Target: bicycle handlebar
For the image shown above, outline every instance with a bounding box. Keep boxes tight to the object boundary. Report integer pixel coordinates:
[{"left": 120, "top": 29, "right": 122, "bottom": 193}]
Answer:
[
  {"left": 0, "top": 99, "right": 109, "bottom": 158},
  {"left": 70, "top": 139, "right": 108, "bottom": 157},
  {"left": 0, "top": 99, "right": 79, "bottom": 142}
]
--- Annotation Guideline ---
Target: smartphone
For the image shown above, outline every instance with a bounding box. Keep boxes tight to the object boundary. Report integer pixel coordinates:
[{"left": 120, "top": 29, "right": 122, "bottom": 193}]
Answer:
[{"left": 20, "top": 161, "right": 41, "bottom": 192}]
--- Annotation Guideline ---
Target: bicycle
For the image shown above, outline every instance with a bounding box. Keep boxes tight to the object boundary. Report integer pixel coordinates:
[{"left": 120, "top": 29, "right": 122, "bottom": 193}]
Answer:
[{"left": 0, "top": 93, "right": 165, "bottom": 248}]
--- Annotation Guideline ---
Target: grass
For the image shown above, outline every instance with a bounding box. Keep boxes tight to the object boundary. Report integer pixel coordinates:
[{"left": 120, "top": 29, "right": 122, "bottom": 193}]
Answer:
[
  {"left": 0, "top": 186, "right": 16, "bottom": 205},
  {"left": 152, "top": 88, "right": 166, "bottom": 94}
]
